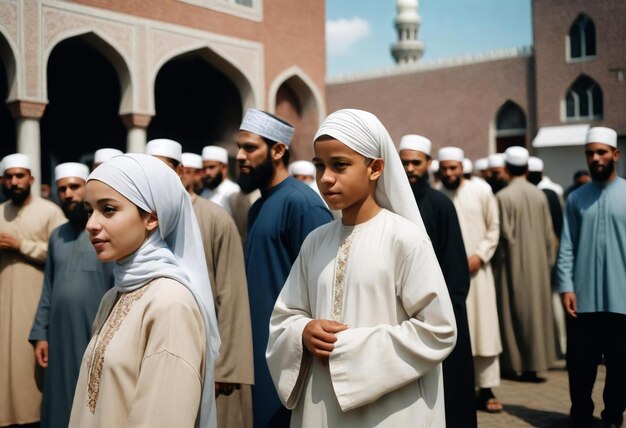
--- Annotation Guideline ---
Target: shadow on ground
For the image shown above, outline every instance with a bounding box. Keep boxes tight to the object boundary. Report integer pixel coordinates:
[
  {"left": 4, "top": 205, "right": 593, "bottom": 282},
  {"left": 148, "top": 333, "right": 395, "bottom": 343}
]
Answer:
[{"left": 502, "top": 404, "right": 604, "bottom": 427}]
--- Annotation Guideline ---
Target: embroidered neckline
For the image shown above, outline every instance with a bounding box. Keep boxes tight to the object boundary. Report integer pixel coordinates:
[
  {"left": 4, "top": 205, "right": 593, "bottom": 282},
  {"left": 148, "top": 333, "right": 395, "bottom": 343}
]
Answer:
[{"left": 332, "top": 229, "right": 354, "bottom": 322}]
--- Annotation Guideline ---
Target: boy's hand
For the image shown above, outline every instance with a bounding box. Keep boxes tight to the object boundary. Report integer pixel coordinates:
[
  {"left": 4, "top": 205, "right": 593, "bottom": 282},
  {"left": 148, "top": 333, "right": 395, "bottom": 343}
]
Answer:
[{"left": 302, "top": 320, "right": 349, "bottom": 361}]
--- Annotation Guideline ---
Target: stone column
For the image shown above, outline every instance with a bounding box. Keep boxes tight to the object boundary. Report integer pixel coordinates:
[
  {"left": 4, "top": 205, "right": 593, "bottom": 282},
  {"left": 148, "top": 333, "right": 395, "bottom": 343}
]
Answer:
[
  {"left": 121, "top": 113, "right": 152, "bottom": 153},
  {"left": 8, "top": 100, "right": 46, "bottom": 196}
]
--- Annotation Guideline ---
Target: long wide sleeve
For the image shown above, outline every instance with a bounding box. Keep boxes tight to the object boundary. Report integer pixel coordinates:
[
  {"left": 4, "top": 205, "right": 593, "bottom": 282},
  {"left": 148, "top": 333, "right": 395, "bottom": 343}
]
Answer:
[
  {"left": 474, "top": 193, "right": 500, "bottom": 264},
  {"left": 28, "top": 234, "right": 56, "bottom": 342},
  {"left": 557, "top": 196, "right": 580, "bottom": 294}
]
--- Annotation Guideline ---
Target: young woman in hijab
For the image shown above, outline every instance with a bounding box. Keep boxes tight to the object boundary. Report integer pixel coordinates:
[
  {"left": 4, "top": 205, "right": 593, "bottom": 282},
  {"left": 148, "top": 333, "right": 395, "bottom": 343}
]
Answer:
[
  {"left": 69, "top": 154, "right": 220, "bottom": 428},
  {"left": 266, "top": 109, "right": 457, "bottom": 427}
]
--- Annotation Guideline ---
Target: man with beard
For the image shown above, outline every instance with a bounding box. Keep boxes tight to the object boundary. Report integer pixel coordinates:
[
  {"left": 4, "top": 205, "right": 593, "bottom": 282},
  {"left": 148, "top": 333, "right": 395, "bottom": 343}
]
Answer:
[
  {"left": 201, "top": 146, "right": 240, "bottom": 215},
  {"left": 180, "top": 152, "right": 254, "bottom": 428},
  {"left": 438, "top": 146, "right": 503, "bottom": 414},
  {"left": 494, "top": 146, "right": 557, "bottom": 383},
  {"left": 557, "top": 127, "right": 626, "bottom": 428},
  {"left": 399, "top": 135, "right": 477, "bottom": 427},
  {"left": 0, "top": 154, "right": 66, "bottom": 427},
  {"left": 487, "top": 153, "right": 509, "bottom": 193},
  {"left": 236, "top": 109, "right": 332, "bottom": 428},
  {"left": 29, "top": 162, "right": 114, "bottom": 428}
]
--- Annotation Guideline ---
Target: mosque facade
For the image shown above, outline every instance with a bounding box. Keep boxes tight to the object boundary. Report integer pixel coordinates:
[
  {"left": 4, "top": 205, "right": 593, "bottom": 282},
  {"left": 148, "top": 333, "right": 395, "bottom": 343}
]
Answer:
[{"left": 327, "top": 0, "right": 626, "bottom": 186}]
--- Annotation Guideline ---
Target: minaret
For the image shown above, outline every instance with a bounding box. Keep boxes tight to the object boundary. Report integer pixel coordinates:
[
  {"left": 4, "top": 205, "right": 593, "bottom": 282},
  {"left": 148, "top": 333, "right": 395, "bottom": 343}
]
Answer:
[{"left": 391, "top": 0, "right": 424, "bottom": 65}]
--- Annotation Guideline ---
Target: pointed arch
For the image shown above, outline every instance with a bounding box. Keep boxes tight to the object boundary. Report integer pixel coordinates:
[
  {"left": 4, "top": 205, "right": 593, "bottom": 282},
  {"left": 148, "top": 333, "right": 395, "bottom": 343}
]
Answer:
[
  {"left": 0, "top": 29, "right": 17, "bottom": 157},
  {"left": 495, "top": 100, "right": 527, "bottom": 152},
  {"left": 564, "top": 74, "right": 603, "bottom": 120},
  {"left": 568, "top": 14, "right": 596, "bottom": 60},
  {"left": 0, "top": 28, "right": 18, "bottom": 101},
  {"left": 44, "top": 30, "right": 133, "bottom": 113}
]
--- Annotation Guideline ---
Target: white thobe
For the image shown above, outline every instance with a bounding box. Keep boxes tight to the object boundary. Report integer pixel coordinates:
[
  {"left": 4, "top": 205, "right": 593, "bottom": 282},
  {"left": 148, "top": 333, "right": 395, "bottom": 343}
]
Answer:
[{"left": 202, "top": 179, "right": 240, "bottom": 214}]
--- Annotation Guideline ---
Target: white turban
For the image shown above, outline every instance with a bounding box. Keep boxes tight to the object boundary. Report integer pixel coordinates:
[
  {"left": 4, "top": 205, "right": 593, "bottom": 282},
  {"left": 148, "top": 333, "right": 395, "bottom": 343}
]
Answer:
[
  {"left": 314, "top": 109, "right": 425, "bottom": 232},
  {"left": 288, "top": 160, "right": 316, "bottom": 177},
  {"left": 586, "top": 126, "right": 617, "bottom": 148},
  {"left": 89, "top": 154, "right": 219, "bottom": 428},
  {"left": 505, "top": 146, "right": 529, "bottom": 166},
  {"left": 240, "top": 109, "right": 294, "bottom": 146},
  {"left": 55, "top": 162, "right": 90, "bottom": 182},
  {"left": 94, "top": 148, "right": 123, "bottom": 165},
  {"left": 463, "top": 158, "right": 473, "bottom": 174},
  {"left": 146, "top": 139, "right": 182, "bottom": 163},
  {"left": 398, "top": 134, "right": 432, "bottom": 156},
  {"left": 2, "top": 153, "right": 31, "bottom": 174},
  {"left": 475, "top": 157, "right": 489, "bottom": 171},
  {"left": 182, "top": 153, "right": 203, "bottom": 169},
  {"left": 438, "top": 147, "right": 464, "bottom": 163},
  {"left": 202, "top": 146, "right": 228, "bottom": 164},
  {"left": 488, "top": 153, "right": 506, "bottom": 168},
  {"left": 528, "top": 156, "right": 544, "bottom": 172}
]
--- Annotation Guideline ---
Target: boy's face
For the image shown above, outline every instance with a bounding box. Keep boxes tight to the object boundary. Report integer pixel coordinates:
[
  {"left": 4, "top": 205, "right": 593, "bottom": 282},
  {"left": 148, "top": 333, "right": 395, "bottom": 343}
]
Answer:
[{"left": 312, "top": 137, "right": 381, "bottom": 211}]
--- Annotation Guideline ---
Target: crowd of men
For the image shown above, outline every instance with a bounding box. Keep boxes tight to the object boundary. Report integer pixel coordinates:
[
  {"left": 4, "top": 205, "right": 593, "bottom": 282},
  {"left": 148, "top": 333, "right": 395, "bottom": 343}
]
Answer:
[{"left": 0, "top": 111, "right": 624, "bottom": 428}]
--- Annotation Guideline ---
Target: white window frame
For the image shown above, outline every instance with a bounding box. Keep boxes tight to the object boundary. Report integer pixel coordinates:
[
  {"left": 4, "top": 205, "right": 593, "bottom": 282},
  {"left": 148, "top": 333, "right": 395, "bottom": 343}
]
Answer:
[
  {"left": 177, "top": 0, "right": 262, "bottom": 22},
  {"left": 566, "top": 15, "right": 596, "bottom": 63}
]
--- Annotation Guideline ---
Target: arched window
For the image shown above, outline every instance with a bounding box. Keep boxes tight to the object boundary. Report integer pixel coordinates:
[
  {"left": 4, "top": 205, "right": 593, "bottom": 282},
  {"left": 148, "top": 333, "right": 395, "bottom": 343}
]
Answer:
[
  {"left": 495, "top": 101, "right": 527, "bottom": 152},
  {"left": 565, "top": 75, "right": 603, "bottom": 120},
  {"left": 569, "top": 14, "right": 596, "bottom": 59}
]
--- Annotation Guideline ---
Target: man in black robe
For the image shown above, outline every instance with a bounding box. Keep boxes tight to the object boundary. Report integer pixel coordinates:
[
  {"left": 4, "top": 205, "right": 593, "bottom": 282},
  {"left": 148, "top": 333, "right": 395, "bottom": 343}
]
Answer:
[{"left": 398, "top": 135, "right": 477, "bottom": 428}]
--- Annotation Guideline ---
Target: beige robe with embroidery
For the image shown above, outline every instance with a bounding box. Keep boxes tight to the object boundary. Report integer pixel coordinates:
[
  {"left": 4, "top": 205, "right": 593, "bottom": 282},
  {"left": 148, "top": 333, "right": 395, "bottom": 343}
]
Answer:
[
  {"left": 192, "top": 196, "right": 254, "bottom": 428},
  {"left": 267, "top": 210, "right": 456, "bottom": 427},
  {"left": 440, "top": 179, "right": 502, "bottom": 357},
  {"left": 0, "top": 196, "right": 66, "bottom": 426},
  {"left": 69, "top": 278, "right": 206, "bottom": 428}
]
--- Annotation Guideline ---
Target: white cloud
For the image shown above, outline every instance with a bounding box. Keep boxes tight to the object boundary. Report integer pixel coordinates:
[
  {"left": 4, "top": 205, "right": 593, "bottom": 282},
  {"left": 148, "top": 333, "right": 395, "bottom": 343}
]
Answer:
[{"left": 326, "top": 17, "right": 371, "bottom": 56}]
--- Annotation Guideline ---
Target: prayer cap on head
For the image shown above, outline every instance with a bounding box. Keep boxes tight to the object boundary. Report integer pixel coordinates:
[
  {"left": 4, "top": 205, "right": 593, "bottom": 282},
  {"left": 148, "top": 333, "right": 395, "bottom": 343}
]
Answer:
[
  {"left": 2, "top": 153, "right": 30, "bottom": 174},
  {"left": 463, "top": 158, "right": 473, "bottom": 173},
  {"left": 528, "top": 156, "right": 544, "bottom": 172},
  {"left": 146, "top": 139, "right": 182, "bottom": 163},
  {"left": 398, "top": 134, "right": 431, "bottom": 156},
  {"left": 488, "top": 153, "right": 506, "bottom": 168},
  {"left": 240, "top": 109, "right": 294, "bottom": 146},
  {"left": 429, "top": 159, "right": 439, "bottom": 173},
  {"left": 505, "top": 146, "right": 529, "bottom": 166},
  {"left": 94, "top": 148, "right": 123, "bottom": 164},
  {"left": 475, "top": 157, "right": 488, "bottom": 171},
  {"left": 585, "top": 127, "right": 617, "bottom": 148},
  {"left": 55, "top": 162, "right": 90, "bottom": 182},
  {"left": 182, "top": 153, "right": 203, "bottom": 169},
  {"left": 438, "top": 147, "right": 464, "bottom": 163},
  {"left": 202, "top": 146, "right": 229, "bottom": 164},
  {"left": 288, "top": 160, "right": 316, "bottom": 177}
]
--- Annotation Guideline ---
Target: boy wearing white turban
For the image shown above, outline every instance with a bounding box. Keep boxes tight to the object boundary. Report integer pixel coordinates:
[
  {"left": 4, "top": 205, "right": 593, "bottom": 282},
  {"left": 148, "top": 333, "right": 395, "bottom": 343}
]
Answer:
[{"left": 267, "top": 110, "right": 456, "bottom": 427}]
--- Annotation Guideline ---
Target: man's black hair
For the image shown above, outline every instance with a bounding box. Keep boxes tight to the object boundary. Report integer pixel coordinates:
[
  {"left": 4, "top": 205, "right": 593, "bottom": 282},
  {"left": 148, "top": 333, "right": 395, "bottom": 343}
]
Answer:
[
  {"left": 261, "top": 136, "right": 290, "bottom": 166},
  {"left": 506, "top": 162, "right": 528, "bottom": 177}
]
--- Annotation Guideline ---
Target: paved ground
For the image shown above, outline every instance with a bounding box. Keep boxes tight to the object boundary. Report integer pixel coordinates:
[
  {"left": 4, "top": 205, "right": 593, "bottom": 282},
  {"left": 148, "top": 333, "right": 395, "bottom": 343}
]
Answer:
[{"left": 476, "top": 361, "right": 615, "bottom": 427}]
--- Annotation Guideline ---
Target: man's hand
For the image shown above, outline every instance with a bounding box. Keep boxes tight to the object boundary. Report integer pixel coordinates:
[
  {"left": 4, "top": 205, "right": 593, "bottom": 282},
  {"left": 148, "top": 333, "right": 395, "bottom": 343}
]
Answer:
[
  {"left": 35, "top": 341, "right": 49, "bottom": 368},
  {"left": 562, "top": 292, "right": 577, "bottom": 318},
  {"left": 215, "top": 382, "right": 239, "bottom": 397},
  {"left": 0, "top": 232, "right": 21, "bottom": 251},
  {"left": 468, "top": 255, "right": 482, "bottom": 274},
  {"left": 302, "top": 319, "right": 349, "bottom": 364}
]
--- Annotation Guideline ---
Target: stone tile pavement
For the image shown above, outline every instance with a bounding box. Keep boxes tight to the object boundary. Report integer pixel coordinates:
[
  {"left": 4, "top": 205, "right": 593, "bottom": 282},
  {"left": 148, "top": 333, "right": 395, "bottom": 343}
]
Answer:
[{"left": 476, "top": 361, "right": 618, "bottom": 427}]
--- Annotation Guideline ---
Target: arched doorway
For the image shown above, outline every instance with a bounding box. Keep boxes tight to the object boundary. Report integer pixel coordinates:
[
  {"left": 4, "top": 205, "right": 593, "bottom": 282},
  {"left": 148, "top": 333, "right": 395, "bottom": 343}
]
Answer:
[
  {"left": 271, "top": 71, "right": 322, "bottom": 161},
  {"left": 0, "top": 33, "right": 16, "bottom": 157},
  {"left": 148, "top": 50, "right": 243, "bottom": 158},
  {"left": 495, "top": 100, "right": 527, "bottom": 153},
  {"left": 41, "top": 35, "right": 127, "bottom": 184}
]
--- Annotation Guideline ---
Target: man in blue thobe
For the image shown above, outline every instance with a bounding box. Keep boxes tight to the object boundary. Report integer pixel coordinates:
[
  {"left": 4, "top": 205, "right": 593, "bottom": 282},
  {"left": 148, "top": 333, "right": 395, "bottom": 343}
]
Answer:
[{"left": 557, "top": 127, "right": 626, "bottom": 428}]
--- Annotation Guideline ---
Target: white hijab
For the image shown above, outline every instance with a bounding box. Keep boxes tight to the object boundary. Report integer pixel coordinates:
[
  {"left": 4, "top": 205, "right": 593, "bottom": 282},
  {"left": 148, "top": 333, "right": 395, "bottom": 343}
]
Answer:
[
  {"left": 89, "top": 154, "right": 219, "bottom": 428},
  {"left": 313, "top": 109, "right": 426, "bottom": 232}
]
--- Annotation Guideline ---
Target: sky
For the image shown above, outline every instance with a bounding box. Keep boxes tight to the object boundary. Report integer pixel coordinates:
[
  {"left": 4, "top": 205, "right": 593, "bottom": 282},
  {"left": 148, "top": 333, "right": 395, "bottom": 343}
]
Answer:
[{"left": 326, "top": 0, "right": 533, "bottom": 77}]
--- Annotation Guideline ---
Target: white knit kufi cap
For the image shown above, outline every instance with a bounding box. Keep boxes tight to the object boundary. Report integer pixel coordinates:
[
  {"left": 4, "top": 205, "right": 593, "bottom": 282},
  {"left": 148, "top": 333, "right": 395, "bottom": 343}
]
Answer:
[
  {"left": 146, "top": 139, "right": 182, "bottom": 163},
  {"left": 585, "top": 126, "right": 617, "bottom": 148},
  {"left": 475, "top": 157, "right": 488, "bottom": 171},
  {"left": 463, "top": 158, "right": 473, "bottom": 173},
  {"left": 438, "top": 146, "right": 464, "bottom": 163},
  {"left": 181, "top": 152, "right": 203, "bottom": 169},
  {"left": 55, "top": 162, "right": 90, "bottom": 182},
  {"left": 94, "top": 148, "right": 123, "bottom": 164},
  {"left": 505, "top": 146, "right": 529, "bottom": 166},
  {"left": 288, "top": 160, "right": 316, "bottom": 177},
  {"left": 2, "top": 153, "right": 30, "bottom": 174},
  {"left": 240, "top": 109, "right": 295, "bottom": 146},
  {"left": 528, "top": 156, "right": 544, "bottom": 172},
  {"left": 398, "top": 134, "right": 432, "bottom": 156},
  {"left": 202, "top": 146, "right": 228, "bottom": 164},
  {"left": 488, "top": 153, "right": 506, "bottom": 168},
  {"left": 429, "top": 159, "right": 439, "bottom": 173}
]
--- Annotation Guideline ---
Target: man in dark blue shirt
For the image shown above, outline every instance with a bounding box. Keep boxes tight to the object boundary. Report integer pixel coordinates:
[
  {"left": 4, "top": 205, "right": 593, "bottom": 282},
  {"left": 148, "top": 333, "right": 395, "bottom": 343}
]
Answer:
[{"left": 237, "top": 109, "right": 332, "bottom": 427}]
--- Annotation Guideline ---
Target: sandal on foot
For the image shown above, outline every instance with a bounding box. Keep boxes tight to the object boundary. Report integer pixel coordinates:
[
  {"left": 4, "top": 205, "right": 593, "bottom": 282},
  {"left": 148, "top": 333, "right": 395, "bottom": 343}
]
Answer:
[{"left": 479, "top": 397, "right": 503, "bottom": 413}]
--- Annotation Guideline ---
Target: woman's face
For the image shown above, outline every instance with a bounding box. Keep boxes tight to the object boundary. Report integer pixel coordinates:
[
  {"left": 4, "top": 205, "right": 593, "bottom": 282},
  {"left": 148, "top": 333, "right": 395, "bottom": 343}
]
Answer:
[{"left": 84, "top": 180, "right": 158, "bottom": 262}]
